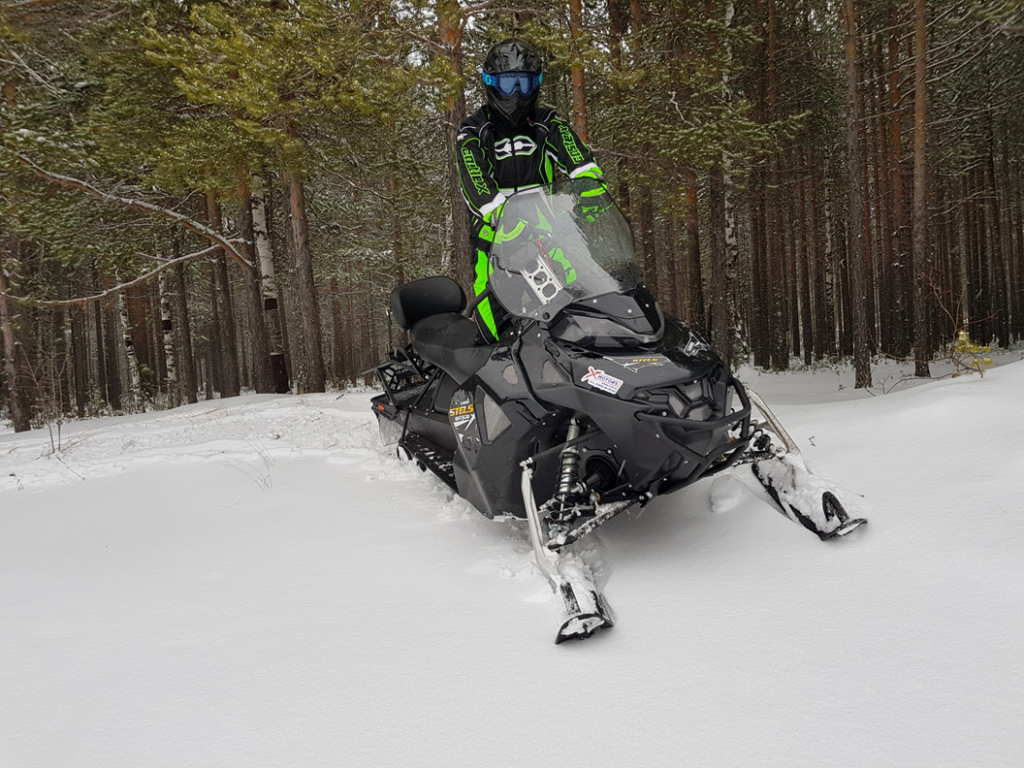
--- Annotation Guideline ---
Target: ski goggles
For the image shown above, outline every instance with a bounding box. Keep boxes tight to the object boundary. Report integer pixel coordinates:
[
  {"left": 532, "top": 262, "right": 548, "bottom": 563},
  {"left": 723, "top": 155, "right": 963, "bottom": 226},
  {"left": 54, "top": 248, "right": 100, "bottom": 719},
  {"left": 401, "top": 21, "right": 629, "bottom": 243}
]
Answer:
[{"left": 482, "top": 71, "right": 543, "bottom": 96}]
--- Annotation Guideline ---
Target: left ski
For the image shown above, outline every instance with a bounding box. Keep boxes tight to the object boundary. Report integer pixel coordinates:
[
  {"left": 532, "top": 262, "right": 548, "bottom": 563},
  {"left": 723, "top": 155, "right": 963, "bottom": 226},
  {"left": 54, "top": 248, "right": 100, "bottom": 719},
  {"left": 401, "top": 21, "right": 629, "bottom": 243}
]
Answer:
[
  {"left": 751, "top": 459, "right": 867, "bottom": 540},
  {"left": 744, "top": 389, "right": 868, "bottom": 541}
]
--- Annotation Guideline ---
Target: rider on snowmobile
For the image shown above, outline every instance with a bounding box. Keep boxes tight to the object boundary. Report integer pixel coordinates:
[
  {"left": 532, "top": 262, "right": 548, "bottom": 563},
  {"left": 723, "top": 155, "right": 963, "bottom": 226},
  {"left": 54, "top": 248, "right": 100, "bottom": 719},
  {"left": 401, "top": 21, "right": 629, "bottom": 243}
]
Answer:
[{"left": 457, "top": 38, "right": 606, "bottom": 340}]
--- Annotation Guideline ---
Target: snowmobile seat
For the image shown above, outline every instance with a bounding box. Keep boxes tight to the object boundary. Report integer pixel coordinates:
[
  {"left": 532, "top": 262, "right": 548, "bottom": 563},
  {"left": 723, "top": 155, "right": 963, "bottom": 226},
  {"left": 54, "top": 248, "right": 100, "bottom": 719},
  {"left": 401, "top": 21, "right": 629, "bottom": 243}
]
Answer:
[
  {"left": 390, "top": 276, "right": 467, "bottom": 331},
  {"left": 410, "top": 312, "right": 493, "bottom": 385},
  {"left": 390, "top": 276, "right": 493, "bottom": 384}
]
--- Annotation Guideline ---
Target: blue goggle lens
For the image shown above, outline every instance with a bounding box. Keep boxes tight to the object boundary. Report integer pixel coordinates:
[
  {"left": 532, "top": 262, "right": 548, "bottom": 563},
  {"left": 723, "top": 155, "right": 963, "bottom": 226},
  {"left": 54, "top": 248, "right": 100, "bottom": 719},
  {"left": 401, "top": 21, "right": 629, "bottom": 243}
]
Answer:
[{"left": 483, "top": 71, "right": 542, "bottom": 96}]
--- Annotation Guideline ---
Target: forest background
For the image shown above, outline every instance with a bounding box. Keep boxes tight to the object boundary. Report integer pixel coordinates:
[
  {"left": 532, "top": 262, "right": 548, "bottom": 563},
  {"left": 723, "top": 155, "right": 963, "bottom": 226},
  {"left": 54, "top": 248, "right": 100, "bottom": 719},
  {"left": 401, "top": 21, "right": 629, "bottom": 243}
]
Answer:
[{"left": 1, "top": 0, "right": 1021, "bottom": 431}]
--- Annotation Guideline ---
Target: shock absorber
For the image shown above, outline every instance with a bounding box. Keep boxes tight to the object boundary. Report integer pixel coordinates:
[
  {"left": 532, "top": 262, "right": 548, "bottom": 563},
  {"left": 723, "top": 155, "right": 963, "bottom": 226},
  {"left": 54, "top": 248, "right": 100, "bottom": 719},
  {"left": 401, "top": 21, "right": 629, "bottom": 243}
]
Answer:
[{"left": 556, "top": 417, "right": 583, "bottom": 501}]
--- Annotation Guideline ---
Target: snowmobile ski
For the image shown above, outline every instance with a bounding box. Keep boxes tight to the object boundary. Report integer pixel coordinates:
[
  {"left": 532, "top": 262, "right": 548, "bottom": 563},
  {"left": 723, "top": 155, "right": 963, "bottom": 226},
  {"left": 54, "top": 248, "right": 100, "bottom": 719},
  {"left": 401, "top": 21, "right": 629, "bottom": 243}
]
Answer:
[
  {"left": 554, "top": 582, "right": 614, "bottom": 644},
  {"left": 740, "top": 389, "right": 868, "bottom": 541},
  {"left": 750, "top": 456, "right": 868, "bottom": 541},
  {"left": 521, "top": 459, "right": 613, "bottom": 644}
]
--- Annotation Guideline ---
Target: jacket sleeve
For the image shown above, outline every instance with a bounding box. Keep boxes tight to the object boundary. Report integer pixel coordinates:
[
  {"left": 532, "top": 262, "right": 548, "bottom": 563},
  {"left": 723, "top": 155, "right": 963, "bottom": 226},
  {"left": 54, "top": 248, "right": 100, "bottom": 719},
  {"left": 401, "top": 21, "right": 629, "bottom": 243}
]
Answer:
[
  {"left": 456, "top": 131, "right": 507, "bottom": 223},
  {"left": 545, "top": 114, "right": 603, "bottom": 180}
]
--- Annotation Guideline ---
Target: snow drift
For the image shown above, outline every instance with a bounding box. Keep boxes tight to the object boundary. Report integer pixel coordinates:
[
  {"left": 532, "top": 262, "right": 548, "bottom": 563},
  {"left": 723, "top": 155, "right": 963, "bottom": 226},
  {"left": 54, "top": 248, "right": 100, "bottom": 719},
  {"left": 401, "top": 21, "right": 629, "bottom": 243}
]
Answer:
[{"left": 1, "top": 360, "right": 1021, "bottom": 767}]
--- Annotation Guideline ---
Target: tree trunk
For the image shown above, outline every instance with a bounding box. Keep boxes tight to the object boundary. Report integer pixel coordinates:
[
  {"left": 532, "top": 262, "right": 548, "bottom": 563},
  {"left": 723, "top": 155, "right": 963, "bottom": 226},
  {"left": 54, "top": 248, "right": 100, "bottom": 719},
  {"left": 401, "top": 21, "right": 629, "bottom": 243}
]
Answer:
[
  {"left": 344, "top": 270, "right": 356, "bottom": 383},
  {"left": 330, "top": 276, "right": 344, "bottom": 381},
  {"left": 568, "top": 0, "right": 589, "bottom": 142},
  {"left": 102, "top": 274, "right": 122, "bottom": 410},
  {"left": 207, "top": 192, "right": 240, "bottom": 397},
  {"left": 842, "top": 0, "right": 872, "bottom": 388},
  {"left": 251, "top": 174, "right": 290, "bottom": 393},
  {"left": 118, "top": 290, "right": 143, "bottom": 411},
  {"left": 69, "top": 278, "right": 88, "bottom": 417},
  {"left": 780, "top": 171, "right": 800, "bottom": 359},
  {"left": 796, "top": 149, "right": 814, "bottom": 366},
  {"left": 1, "top": 79, "right": 30, "bottom": 431},
  {"left": 720, "top": 0, "right": 742, "bottom": 363},
  {"left": 708, "top": 163, "right": 733, "bottom": 369},
  {"left": 206, "top": 256, "right": 223, "bottom": 394},
  {"left": 824, "top": 177, "right": 839, "bottom": 356},
  {"left": 911, "top": 0, "right": 930, "bottom": 375},
  {"left": 92, "top": 271, "right": 107, "bottom": 404},
  {"left": 608, "top": 0, "right": 632, "bottom": 216},
  {"left": 150, "top": 281, "right": 167, "bottom": 390},
  {"left": 238, "top": 178, "right": 273, "bottom": 393},
  {"left": 158, "top": 268, "right": 178, "bottom": 406},
  {"left": 765, "top": 0, "right": 788, "bottom": 370},
  {"left": 438, "top": 0, "right": 472, "bottom": 287},
  {"left": 683, "top": 172, "right": 705, "bottom": 333},
  {"left": 171, "top": 255, "right": 198, "bottom": 404},
  {"left": 750, "top": 170, "right": 768, "bottom": 365},
  {"left": 888, "top": 8, "right": 912, "bottom": 358},
  {"left": 0, "top": 247, "right": 30, "bottom": 432},
  {"left": 859, "top": 89, "right": 877, "bottom": 354},
  {"left": 636, "top": 182, "right": 658, "bottom": 299},
  {"left": 282, "top": 163, "right": 326, "bottom": 393}
]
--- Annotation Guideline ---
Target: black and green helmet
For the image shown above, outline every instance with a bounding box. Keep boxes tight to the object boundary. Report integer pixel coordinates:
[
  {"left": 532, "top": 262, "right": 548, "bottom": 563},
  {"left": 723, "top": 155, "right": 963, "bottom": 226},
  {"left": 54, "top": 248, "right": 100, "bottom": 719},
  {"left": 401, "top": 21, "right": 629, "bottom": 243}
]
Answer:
[{"left": 482, "top": 39, "right": 543, "bottom": 126}]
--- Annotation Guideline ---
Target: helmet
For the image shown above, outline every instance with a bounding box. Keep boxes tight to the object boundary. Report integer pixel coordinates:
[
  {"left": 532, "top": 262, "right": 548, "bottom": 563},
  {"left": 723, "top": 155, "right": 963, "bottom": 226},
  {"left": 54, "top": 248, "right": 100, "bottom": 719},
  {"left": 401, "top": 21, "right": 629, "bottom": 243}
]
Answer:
[{"left": 482, "top": 39, "right": 543, "bottom": 126}]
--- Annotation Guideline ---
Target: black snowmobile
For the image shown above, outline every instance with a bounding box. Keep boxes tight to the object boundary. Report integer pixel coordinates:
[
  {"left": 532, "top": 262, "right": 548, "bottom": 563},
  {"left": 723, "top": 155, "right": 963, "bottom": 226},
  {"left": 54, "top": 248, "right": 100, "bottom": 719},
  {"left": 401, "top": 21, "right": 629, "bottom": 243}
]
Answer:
[{"left": 370, "top": 178, "right": 866, "bottom": 643}]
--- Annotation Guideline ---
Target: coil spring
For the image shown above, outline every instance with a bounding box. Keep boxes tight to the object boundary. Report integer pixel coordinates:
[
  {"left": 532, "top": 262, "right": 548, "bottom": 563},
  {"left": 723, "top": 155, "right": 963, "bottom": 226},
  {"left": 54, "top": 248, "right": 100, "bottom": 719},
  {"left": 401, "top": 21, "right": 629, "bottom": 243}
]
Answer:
[{"left": 556, "top": 418, "right": 582, "bottom": 497}]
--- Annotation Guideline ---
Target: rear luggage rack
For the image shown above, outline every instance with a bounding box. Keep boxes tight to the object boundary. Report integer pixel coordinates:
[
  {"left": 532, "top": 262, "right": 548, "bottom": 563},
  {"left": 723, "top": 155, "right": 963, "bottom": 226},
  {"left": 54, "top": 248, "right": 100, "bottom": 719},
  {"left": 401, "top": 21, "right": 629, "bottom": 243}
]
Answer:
[{"left": 370, "top": 346, "right": 436, "bottom": 406}]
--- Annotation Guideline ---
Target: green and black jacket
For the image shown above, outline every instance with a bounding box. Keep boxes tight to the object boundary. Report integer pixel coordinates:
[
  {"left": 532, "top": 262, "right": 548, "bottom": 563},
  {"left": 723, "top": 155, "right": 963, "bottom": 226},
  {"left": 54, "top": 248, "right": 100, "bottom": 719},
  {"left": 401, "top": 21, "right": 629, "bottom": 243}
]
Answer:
[{"left": 456, "top": 105, "right": 602, "bottom": 251}]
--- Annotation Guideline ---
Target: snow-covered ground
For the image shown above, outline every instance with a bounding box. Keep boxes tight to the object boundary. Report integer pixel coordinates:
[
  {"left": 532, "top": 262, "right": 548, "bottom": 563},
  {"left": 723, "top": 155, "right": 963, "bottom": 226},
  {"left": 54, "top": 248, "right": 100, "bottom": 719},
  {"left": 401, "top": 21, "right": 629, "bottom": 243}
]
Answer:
[{"left": 2, "top": 356, "right": 1022, "bottom": 767}]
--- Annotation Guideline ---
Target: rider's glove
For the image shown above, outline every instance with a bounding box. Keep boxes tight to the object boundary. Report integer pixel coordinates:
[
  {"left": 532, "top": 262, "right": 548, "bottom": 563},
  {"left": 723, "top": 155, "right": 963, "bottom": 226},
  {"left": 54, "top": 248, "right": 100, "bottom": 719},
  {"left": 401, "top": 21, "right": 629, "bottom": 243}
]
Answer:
[
  {"left": 576, "top": 181, "right": 614, "bottom": 223},
  {"left": 488, "top": 202, "right": 505, "bottom": 227}
]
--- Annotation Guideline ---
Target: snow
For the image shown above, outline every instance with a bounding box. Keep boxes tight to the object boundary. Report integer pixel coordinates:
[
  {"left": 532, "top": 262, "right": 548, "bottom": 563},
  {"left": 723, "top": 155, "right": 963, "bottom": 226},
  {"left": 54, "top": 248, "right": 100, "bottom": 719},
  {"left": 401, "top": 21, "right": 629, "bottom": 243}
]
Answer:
[{"left": 2, "top": 357, "right": 1023, "bottom": 767}]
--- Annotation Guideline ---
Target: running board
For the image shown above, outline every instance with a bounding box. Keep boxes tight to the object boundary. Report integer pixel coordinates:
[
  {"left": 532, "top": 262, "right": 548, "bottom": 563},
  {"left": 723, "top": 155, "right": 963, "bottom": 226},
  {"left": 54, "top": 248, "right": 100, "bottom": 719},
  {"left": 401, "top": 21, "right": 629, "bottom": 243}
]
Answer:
[{"left": 400, "top": 433, "right": 457, "bottom": 490}]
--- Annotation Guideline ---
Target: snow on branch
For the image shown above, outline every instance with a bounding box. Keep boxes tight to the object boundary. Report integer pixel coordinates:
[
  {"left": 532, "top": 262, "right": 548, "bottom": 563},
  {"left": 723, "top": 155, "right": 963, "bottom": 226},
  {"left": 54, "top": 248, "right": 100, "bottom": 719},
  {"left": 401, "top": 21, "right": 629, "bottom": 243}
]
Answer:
[
  {"left": 0, "top": 243, "right": 229, "bottom": 309},
  {"left": 3, "top": 150, "right": 254, "bottom": 270}
]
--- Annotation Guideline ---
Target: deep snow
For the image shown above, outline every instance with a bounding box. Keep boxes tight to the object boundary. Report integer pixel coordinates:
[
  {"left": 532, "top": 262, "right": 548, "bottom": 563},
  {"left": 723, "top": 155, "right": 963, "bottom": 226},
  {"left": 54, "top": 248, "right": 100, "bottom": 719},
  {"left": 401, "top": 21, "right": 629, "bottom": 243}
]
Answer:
[{"left": 1, "top": 357, "right": 1022, "bottom": 767}]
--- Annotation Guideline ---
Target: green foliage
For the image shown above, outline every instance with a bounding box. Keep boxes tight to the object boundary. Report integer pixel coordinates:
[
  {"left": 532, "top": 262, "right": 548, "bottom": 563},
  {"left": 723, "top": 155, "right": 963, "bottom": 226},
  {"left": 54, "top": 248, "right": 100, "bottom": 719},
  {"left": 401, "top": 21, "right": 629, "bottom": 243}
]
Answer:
[
  {"left": 143, "top": 0, "right": 411, "bottom": 169},
  {"left": 948, "top": 330, "right": 995, "bottom": 378}
]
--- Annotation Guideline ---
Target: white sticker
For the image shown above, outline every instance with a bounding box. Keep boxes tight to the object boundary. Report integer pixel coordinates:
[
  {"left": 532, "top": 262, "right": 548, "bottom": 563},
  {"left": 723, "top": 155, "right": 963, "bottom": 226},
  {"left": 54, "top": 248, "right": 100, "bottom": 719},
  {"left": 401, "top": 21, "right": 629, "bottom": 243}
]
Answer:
[{"left": 581, "top": 366, "right": 624, "bottom": 395}]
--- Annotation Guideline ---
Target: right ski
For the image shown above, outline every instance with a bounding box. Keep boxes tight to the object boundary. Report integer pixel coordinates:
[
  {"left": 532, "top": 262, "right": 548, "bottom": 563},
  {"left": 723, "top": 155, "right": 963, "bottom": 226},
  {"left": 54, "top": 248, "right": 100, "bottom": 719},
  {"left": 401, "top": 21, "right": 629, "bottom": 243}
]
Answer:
[
  {"left": 521, "top": 459, "right": 614, "bottom": 644},
  {"left": 555, "top": 581, "right": 613, "bottom": 644}
]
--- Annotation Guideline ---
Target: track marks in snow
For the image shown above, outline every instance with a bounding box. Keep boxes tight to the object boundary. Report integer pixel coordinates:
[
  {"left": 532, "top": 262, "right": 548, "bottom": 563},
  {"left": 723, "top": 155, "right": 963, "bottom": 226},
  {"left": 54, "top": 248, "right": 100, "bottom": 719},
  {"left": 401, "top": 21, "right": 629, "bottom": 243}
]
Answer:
[{"left": 0, "top": 395, "right": 382, "bottom": 492}]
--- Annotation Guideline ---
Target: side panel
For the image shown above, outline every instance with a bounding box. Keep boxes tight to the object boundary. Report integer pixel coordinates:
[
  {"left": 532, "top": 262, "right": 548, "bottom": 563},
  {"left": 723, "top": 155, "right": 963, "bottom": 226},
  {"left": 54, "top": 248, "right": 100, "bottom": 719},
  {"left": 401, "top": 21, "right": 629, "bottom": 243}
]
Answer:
[
  {"left": 403, "top": 373, "right": 459, "bottom": 455},
  {"left": 451, "top": 351, "right": 561, "bottom": 519}
]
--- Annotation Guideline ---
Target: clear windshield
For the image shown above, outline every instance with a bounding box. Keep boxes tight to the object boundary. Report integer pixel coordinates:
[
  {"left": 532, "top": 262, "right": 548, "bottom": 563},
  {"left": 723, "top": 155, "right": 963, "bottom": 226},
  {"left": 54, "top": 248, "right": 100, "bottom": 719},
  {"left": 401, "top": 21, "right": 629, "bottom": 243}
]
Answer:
[{"left": 489, "top": 178, "right": 641, "bottom": 322}]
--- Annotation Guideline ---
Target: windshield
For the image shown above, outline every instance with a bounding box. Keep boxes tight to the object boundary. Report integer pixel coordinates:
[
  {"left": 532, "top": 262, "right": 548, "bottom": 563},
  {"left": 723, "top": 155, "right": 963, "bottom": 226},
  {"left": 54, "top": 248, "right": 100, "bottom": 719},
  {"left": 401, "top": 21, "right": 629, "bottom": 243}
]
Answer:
[{"left": 489, "top": 178, "right": 641, "bottom": 322}]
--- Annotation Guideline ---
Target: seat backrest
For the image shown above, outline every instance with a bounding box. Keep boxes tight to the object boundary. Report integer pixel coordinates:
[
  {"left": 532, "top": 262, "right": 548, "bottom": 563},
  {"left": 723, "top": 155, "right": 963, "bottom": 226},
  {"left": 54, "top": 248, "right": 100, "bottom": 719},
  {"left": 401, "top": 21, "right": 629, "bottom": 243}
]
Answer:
[{"left": 389, "top": 276, "right": 467, "bottom": 331}]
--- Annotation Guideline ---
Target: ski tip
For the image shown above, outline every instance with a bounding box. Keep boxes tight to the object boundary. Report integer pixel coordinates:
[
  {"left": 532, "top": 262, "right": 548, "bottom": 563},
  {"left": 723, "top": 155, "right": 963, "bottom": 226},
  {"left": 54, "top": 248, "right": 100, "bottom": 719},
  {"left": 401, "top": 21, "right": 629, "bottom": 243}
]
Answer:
[
  {"left": 822, "top": 517, "right": 868, "bottom": 540},
  {"left": 555, "top": 613, "right": 613, "bottom": 645}
]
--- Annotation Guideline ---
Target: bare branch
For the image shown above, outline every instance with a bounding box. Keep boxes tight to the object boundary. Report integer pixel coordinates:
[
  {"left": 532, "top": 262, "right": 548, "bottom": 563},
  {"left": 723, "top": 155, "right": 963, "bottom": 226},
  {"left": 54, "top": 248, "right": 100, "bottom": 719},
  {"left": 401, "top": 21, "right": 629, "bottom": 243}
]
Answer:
[
  {"left": 397, "top": 28, "right": 445, "bottom": 55},
  {"left": 4, "top": 50, "right": 61, "bottom": 95},
  {"left": 0, "top": 243, "right": 226, "bottom": 309},
  {"left": 3, "top": 0, "right": 64, "bottom": 9},
  {"left": 462, "top": 0, "right": 499, "bottom": 16},
  {"left": 2, "top": 150, "right": 254, "bottom": 269}
]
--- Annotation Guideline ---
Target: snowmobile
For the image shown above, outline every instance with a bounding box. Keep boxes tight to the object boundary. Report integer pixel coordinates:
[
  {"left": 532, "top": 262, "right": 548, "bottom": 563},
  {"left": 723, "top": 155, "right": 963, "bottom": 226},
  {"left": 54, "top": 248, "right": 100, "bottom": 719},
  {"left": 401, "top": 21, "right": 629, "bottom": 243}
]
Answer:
[{"left": 370, "top": 178, "right": 866, "bottom": 643}]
